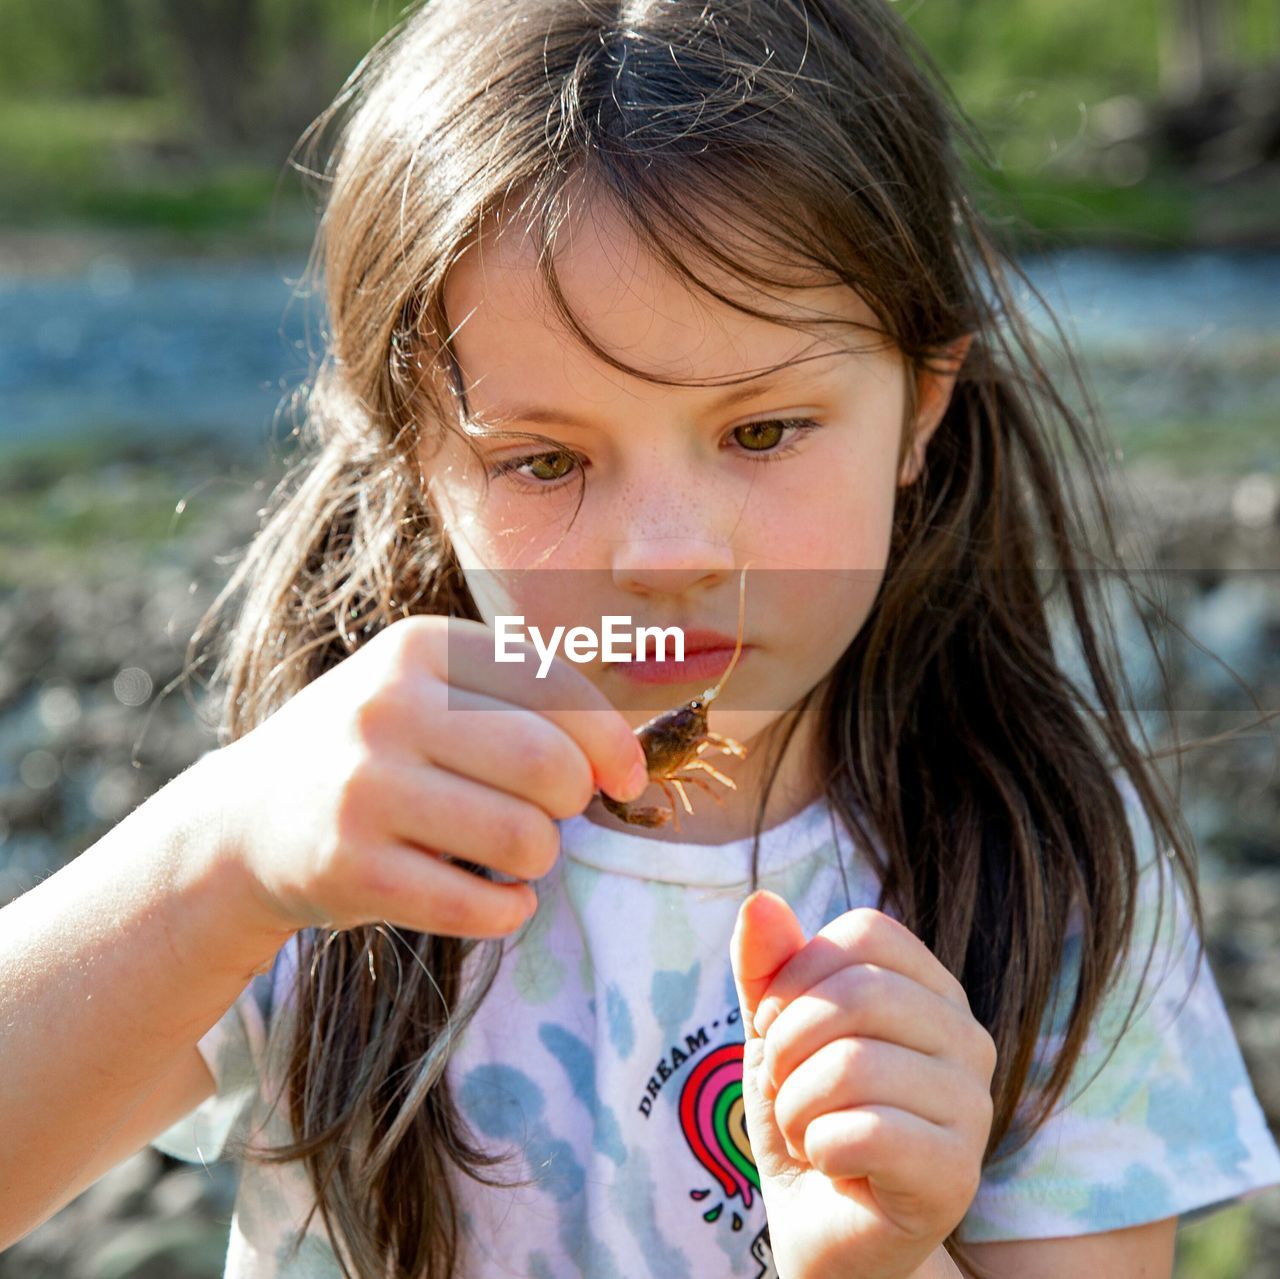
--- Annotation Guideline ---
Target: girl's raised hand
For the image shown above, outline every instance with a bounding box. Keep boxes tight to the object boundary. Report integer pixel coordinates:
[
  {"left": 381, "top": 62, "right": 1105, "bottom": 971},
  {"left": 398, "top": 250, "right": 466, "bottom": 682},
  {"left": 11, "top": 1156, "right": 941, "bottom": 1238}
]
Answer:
[
  {"left": 730, "top": 891, "right": 997, "bottom": 1279},
  {"left": 212, "top": 613, "right": 649, "bottom": 940}
]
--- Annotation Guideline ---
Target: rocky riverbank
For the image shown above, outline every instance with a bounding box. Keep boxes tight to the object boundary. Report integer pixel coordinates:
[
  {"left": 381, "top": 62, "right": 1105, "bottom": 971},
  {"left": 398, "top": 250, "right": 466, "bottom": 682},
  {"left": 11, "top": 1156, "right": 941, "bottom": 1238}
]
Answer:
[{"left": 1, "top": 442, "right": 1276, "bottom": 1277}]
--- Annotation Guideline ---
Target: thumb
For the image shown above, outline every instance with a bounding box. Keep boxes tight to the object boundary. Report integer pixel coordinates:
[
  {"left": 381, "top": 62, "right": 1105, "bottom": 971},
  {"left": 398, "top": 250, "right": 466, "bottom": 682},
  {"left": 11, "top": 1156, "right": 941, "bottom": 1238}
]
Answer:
[
  {"left": 730, "top": 890, "right": 810, "bottom": 1184},
  {"left": 731, "top": 889, "right": 808, "bottom": 1039}
]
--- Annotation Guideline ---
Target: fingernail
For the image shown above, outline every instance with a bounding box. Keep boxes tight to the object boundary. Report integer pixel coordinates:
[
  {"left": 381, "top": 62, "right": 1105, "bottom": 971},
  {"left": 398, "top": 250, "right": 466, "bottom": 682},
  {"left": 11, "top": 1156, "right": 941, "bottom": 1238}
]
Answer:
[
  {"left": 754, "top": 997, "right": 782, "bottom": 1039},
  {"left": 625, "top": 760, "right": 650, "bottom": 800}
]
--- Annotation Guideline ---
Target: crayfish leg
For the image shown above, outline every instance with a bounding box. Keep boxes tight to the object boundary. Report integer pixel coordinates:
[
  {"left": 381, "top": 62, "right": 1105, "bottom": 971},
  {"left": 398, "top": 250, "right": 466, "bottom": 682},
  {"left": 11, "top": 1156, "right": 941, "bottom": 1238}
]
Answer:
[
  {"left": 675, "top": 772, "right": 730, "bottom": 809},
  {"left": 697, "top": 731, "right": 748, "bottom": 759},
  {"left": 662, "top": 778, "right": 696, "bottom": 817},
  {"left": 654, "top": 781, "right": 683, "bottom": 833},
  {"left": 681, "top": 758, "right": 737, "bottom": 789}
]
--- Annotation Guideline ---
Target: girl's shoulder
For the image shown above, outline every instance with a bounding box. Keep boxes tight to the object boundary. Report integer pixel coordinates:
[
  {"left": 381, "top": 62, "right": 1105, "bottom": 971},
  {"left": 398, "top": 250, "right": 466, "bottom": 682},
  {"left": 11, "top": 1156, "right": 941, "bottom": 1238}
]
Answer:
[{"left": 959, "top": 770, "right": 1280, "bottom": 1243}]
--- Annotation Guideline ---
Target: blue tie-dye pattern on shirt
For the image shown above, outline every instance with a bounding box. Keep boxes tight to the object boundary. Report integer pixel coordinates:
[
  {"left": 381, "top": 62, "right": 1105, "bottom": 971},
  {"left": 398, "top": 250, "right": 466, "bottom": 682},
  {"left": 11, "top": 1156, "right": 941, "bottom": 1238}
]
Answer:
[
  {"left": 651, "top": 963, "right": 701, "bottom": 1036},
  {"left": 528, "top": 1253, "right": 557, "bottom": 1279},
  {"left": 608, "top": 1145, "right": 695, "bottom": 1279},
  {"left": 539, "top": 1022, "right": 627, "bottom": 1166},
  {"left": 605, "top": 982, "right": 635, "bottom": 1060},
  {"left": 1088, "top": 1162, "right": 1173, "bottom": 1223},
  {"left": 460, "top": 1062, "right": 625, "bottom": 1277},
  {"left": 459, "top": 1063, "right": 583, "bottom": 1202},
  {"left": 1147, "top": 986, "right": 1256, "bottom": 1176}
]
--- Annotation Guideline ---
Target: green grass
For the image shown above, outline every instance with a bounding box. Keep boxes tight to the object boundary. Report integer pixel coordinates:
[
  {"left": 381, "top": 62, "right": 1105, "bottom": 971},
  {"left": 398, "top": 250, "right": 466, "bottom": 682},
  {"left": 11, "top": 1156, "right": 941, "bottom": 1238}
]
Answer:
[
  {"left": 975, "top": 168, "right": 1200, "bottom": 251},
  {"left": 1109, "top": 413, "right": 1280, "bottom": 472},
  {"left": 0, "top": 472, "right": 192, "bottom": 549},
  {"left": 65, "top": 167, "right": 299, "bottom": 233},
  {"left": 0, "top": 428, "right": 266, "bottom": 589},
  {"left": 0, "top": 95, "right": 179, "bottom": 177},
  {"left": 1174, "top": 1201, "right": 1256, "bottom": 1279},
  {"left": 0, "top": 94, "right": 309, "bottom": 238}
]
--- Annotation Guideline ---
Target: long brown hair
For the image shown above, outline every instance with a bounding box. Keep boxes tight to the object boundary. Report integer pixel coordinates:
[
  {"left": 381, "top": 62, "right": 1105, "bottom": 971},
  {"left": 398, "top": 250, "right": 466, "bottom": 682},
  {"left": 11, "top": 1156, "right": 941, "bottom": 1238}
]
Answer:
[{"left": 184, "top": 1, "right": 1252, "bottom": 1275}]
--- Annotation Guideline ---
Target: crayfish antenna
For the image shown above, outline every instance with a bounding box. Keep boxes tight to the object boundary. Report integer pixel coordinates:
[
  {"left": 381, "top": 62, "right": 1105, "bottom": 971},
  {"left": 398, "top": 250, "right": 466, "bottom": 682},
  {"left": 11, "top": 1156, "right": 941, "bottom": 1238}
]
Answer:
[{"left": 702, "top": 559, "right": 752, "bottom": 705}]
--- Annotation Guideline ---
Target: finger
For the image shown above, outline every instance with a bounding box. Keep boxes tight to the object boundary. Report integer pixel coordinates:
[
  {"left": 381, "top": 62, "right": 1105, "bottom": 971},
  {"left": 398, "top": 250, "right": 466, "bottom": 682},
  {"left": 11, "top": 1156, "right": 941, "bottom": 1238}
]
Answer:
[
  {"left": 762, "top": 965, "right": 957, "bottom": 1095},
  {"left": 403, "top": 617, "right": 649, "bottom": 803},
  {"left": 372, "top": 759, "right": 562, "bottom": 883},
  {"left": 802, "top": 1104, "right": 976, "bottom": 1234},
  {"left": 730, "top": 890, "right": 808, "bottom": 1039},
  {"left": 753, "top": 908, "right": 970, "bottom": 1039},
  {"left": 772, "top": 1039, "right": 956, "bottom": 1161},
  {"left": 414, "top": 684, "right": 602, "bottom": 819},
  {"left": 738, "top": 1020, "right": 800, "bottom": 1181},
  {"left": 801, "top": 1103, "right": 948, "bottom": 1188},
  {"left": 353, "top": 839, "right": 538, "bottom": 939}
]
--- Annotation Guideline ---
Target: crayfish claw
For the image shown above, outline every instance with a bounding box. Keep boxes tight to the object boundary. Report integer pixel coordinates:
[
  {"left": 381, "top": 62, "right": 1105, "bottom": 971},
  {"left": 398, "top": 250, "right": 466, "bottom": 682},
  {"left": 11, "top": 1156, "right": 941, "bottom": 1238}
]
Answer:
[{"left": 598, "top": 790, "right": 674, "bottom": 828}]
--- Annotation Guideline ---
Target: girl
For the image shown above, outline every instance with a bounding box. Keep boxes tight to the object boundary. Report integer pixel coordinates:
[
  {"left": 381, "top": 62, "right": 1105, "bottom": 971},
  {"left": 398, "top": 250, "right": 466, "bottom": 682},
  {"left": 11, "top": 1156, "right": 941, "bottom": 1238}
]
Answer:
[{"left": 4, "top": 0, "right": 1278, "bottom": 1277}]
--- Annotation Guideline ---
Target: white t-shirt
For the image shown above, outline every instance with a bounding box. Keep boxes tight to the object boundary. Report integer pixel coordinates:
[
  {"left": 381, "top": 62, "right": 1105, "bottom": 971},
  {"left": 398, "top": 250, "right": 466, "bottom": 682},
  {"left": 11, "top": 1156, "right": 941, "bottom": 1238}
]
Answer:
[{"left": 153, "top": 776, "right": 1280, "bottom": 1277}]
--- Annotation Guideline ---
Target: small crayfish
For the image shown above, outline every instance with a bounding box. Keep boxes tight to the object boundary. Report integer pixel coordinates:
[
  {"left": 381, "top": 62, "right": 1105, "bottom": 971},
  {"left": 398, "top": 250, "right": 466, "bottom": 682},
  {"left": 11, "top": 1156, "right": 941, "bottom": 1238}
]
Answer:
[{"left": 599, "top": 562, "right": 752, "bottom": 831}]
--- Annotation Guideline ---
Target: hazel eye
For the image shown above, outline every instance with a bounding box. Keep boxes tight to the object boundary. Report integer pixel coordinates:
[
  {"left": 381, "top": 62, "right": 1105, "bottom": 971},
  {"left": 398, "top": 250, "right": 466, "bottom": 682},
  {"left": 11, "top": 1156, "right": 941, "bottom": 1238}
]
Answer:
[
  {"left": 733, "top": 421, "right": 786, "bottom": 451},
  {"left": 523, "top": 451, "right": 576, "bottom": 481},
  {"left": 726, "top": 417, "right": 821, "bottom": 461}
]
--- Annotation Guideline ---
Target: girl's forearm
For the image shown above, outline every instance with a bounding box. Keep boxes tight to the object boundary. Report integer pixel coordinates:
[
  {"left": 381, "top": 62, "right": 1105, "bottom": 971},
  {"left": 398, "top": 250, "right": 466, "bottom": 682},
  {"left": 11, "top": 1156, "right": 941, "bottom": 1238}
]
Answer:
[
  {"left": 913, "top": 1247, "right": 965, "bottom": 1278},
  {"left": 788, "top": 1242, "right": 966, "bottom": 1279},
  {"left": 0, "top": 747, "right": 296, "bottom": 1246}
]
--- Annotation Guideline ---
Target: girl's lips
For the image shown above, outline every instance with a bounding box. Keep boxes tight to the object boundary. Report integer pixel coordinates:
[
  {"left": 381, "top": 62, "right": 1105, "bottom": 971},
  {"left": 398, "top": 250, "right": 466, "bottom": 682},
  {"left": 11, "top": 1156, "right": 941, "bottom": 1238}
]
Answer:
[{"left": 611, "top": 645, "right": 753, "bottom": 686}]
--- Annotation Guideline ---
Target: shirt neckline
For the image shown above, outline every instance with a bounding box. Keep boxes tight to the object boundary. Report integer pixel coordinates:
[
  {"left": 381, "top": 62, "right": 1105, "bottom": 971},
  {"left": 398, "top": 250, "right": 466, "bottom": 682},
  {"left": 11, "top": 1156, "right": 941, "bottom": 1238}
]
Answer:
[{"left": 559, "top": 791, "right": 851, "bottom": 886}]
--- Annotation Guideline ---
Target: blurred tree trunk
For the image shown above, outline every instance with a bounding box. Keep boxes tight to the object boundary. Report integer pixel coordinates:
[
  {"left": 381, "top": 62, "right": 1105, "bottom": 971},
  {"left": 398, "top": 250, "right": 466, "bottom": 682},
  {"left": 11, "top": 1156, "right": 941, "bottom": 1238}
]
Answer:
[
  {"left": 155, "top": 0, "right": 262, "bottom": 150},
  {"left": 270, "top": 0, "right": 341, "bottom": 147},
  {"left": 95, "top": 0, "right": 151, "bottom": 96},
  {"left": 1160, "top": 0, "right": 1236, "bottom": 100}
]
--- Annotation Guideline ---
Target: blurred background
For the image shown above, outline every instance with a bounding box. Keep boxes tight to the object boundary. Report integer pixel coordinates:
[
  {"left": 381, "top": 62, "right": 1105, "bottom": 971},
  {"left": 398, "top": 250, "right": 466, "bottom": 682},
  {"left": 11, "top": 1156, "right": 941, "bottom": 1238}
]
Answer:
[{"left": 0, "top": 1, "right": 1277, "bottom": 1275}]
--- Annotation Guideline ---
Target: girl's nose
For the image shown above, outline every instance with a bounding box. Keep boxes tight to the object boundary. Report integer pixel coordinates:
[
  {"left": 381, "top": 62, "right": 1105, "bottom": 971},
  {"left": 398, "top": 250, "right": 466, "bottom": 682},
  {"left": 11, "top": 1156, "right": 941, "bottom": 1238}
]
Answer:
[
  {"left": 604, "top": 451, "right": 741, "bottom": 594},
  {"left": 611, "top": 537, "right": 736, "bottom": 598}
]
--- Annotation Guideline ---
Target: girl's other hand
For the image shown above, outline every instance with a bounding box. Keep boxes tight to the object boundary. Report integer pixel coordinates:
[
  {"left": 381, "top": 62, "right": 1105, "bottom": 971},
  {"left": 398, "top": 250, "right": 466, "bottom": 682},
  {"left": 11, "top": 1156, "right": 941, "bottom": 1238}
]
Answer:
[
  {"left": 730, "top": 891, "right": 997, "bottom": 1279},
  {"left": 213, "top": 614, "right": 649, "bottom": 940}
]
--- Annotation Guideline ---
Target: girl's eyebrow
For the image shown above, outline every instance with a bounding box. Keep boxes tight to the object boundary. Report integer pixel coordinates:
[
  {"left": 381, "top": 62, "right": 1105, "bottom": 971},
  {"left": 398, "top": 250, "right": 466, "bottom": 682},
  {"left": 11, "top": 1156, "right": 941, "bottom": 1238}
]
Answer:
[{"left": 471, "top": 357, "right": 843, "bottom": 432}]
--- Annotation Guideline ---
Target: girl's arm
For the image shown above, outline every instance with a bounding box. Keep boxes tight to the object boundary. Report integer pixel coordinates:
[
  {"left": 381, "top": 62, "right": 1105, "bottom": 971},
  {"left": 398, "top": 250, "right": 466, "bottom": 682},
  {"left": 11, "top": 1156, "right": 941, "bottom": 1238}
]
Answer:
[
  {"left": 0, "top": 613, "right": 648, "bottom": 1250},
  {"left": 913, "top": 1249, "right": 965, "bottom": 1277},
  {"left": 796, "top": 1214, "right": 1177, "bottom": 1279},
  {"left": 0, "top": 748, "right": 297, "bottom": 1248},
  {"left": 952, "top": 1216, "right": 1178, "bottom": 1278}
]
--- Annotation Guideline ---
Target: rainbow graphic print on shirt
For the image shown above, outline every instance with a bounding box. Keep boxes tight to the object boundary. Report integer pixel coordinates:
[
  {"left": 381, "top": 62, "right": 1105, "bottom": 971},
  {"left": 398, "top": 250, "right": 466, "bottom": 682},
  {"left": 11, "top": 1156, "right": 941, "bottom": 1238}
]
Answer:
[{"left": 679, "top": 1041, "right": 760, "bottom": 1232}]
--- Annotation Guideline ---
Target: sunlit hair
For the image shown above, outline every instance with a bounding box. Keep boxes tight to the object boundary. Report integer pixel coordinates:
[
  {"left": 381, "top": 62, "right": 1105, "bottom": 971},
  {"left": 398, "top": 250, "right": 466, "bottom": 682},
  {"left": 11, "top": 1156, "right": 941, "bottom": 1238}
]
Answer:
[{"left": 181, "top": 1, "right": 1253, "bottom": 1275}]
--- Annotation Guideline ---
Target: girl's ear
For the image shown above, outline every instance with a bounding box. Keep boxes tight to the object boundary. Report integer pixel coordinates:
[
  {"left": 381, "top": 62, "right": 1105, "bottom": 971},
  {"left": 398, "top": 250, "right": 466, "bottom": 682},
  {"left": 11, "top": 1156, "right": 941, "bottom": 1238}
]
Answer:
[{"left": 898, "top": 334, "right": 974, "bottom": 487}]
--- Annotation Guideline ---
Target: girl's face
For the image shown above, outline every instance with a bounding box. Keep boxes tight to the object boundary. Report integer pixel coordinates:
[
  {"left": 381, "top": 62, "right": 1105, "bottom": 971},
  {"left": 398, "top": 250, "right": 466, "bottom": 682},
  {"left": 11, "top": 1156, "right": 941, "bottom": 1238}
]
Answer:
[{"left": 418, "top": 196, "right": 967, "bottom": 830}]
